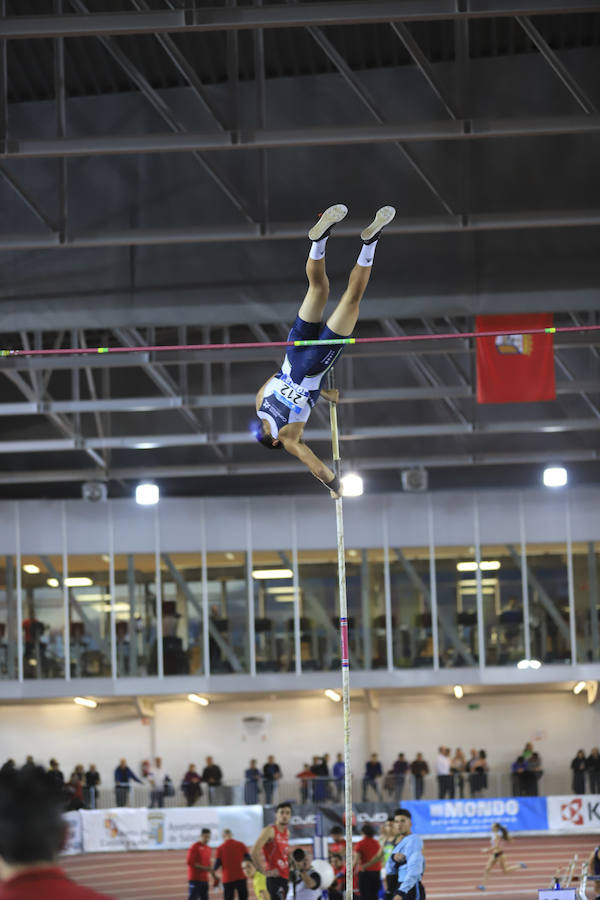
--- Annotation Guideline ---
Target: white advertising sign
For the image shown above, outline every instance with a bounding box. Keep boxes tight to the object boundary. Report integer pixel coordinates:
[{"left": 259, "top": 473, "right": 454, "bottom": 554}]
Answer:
[
  {"left": 546, "top": 794, "right": 600, "bottom": 831},
  {"left": 81, "top": 808, "right": 148, "bottom": 852},
  {"left": 538, "top": 891, "right": 576, "bottom": 900},
  {"left": 147, "top": 805, "right": 263, "bottom": 850},
  {"left": 61, "top": 811, "right": 83, "bottom": 855}
]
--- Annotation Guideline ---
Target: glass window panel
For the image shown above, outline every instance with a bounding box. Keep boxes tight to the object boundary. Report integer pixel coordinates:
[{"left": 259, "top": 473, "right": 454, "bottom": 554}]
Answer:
[
  {"left": 206, "top": 552, "right": 249, "bottom": 674},
  {"left": 113, "top": 554, "right": 157, "bottom": 677},
  {"left": 22, "top": 555, "right": 64, "bottom": 679},
  {"left": 526, "top": 543, "right": 571, "bottom": 664},
  {"left": 389, "top": 548, "right": 432, "bottom": 669},
  {"left": 252, "top": 550, "right": 294, "bottom": 673},
  {"left": 435, "top": 547, "right": 479, "bottom": 668},
  {"left": 479, "top": 546, "right": 525, "bottom": 666},
  {"left": 0, "top": 555, "right": 17, "bottom": 679},
  {"left": 160, "top": 552, "right": 203, "bottom": 676},
  {"left": 67, "top": 554, "right": 112, "bottom": 678},
  {"left": 573, "top": 542, "right": 600, "bottom": 663}
]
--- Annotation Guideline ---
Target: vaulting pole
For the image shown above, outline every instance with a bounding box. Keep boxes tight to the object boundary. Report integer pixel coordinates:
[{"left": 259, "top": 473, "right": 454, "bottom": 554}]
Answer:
[{"left": 327, "top": 368, "right": 353, "bottom": 900}]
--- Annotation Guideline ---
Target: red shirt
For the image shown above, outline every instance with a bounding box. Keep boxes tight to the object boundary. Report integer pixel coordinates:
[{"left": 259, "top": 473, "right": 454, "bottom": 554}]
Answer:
[
  {"left": 187, "top": 842, "right": 212, "bottom": 882},
  {"left": 355, "top": 837, "right": 382, "bottom": 871},
  {"left": 0, "top": 868, "right": 114, "bottom": 899},
  {"left": 330, "top": 839, "right": 346, "bottom": 855},
  {"left": 216, "top": 838, "right": 248, "bottom": 883},
  {"left": 263, "top": 825, "right": 289, "bottom": 879}
]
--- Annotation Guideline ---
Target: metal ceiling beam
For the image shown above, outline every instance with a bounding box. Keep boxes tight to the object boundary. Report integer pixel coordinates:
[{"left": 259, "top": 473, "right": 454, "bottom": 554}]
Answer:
[
  {"left": 2, "top": 3, "right": 598, "bottom": 39},
  {"left": 2, "top": 208, "right": 600, "bottom": 254},
  {"left": 0, "top": 379, "right": 596, "bottom": 416},
  {"left": 2, "top": 416, "right": 600, "bottom": 454},
  {"left": 0, "top": 446, "right": 597, "bottom": 486},
  {"left": 516, "top": 16, "right": 598, "bottom": 114},
  {"left": 389, "top": 22, "right": 459, "bottom": 120},
  {"left": 5, "top": 115, "right": 600, "bottom": 159}
]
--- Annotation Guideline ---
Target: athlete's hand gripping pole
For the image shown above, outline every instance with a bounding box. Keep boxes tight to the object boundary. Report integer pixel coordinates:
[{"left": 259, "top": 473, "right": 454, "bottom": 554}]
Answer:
[{"left": 326, "top": 369, "right": 353, "bottom": 900}]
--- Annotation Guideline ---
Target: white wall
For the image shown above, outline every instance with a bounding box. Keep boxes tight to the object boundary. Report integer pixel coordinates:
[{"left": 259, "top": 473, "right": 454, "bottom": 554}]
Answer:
[{"left": 1, "top": 690, "right": 597, "bottom": 790}]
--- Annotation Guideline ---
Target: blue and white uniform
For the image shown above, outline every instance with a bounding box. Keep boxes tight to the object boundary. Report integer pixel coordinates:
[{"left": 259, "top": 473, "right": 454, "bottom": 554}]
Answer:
[
  {"left": 387, "top": 834, "right": 425, "bottom": 898},
  {"left": 257, "top": 315, "right": 345, "bottom": 439}
]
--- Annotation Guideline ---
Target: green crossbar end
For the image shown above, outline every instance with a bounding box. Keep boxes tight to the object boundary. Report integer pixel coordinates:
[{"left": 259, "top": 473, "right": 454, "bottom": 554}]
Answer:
[
  {"left": 293, "top": 337, "right": 355, "bottom": 347},
  {"left": 0, "top": 350, "right": 10, "bottom": 357},
  {"left": 97, "top": 347, "right": 109, "bottom": 353},
  {"left": 545, "top": 328, "right": 556, "bottom": 334}
]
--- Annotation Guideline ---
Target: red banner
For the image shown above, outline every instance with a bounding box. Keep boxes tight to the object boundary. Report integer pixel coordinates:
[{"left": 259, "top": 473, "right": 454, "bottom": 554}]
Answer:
[{"left": 476, "top": 313, "right": 556, "bottom": 403}]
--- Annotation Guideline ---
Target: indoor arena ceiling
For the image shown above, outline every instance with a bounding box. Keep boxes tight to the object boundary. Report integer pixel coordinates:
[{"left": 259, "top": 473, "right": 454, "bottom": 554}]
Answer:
[{"left": 0, "top": 1, "right": 599, "bottom": 499}]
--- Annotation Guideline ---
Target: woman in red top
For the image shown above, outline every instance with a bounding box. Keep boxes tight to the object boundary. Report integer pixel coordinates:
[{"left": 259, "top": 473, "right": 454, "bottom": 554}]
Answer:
[
  {"left": 353, "top": 823, "right": 383, "bottom": 900},
  {"left": 251, "top": 802, "right": 291, "bottom": 900}
]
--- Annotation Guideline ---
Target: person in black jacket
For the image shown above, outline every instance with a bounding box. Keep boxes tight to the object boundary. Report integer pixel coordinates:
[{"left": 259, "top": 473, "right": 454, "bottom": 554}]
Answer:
[
  {"left": 587, "top": 747, "right": 600, "bottom": 794},
  {"left": 571, "top": 750, "right": 587, "bottom": 794}
]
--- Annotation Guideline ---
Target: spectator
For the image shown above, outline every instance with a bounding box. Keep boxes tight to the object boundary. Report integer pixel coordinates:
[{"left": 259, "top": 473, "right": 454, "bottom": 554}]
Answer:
[
  {"left": 65, "top": 773, "right": 85, "bottom": 811},
  {"left": 85, "top": 764, "right": 100, "bottom": 809},
  {"left": 0, "top": 764, "right": 114, "bottom": 898},
  {"left": 411, "top": 753, "right": 429, "bottom": 801},
  {"left": 329, "top": 826, "right": 345, "bottom": 856},
  {"left": 244, "top": 760, "right": 261, "bottom": 805},
  {"left": 187, "top": 827, "right": 218, "bottom": 900},
  {"left": 114, "top": 758, "right": 142, "bottom": 807},
  {"left": 262, "top": 755, "right": 281, "bottom": 806},
  {"left": 202, "top": 756, "right": 223, "bottom": 805},
  {"left": 362, "top": 753, "right": 383, "bottom": 802},
  {"left": 353, "top": 822, "right": 382, "bottom": 900},
  {"left": 450, "top": 748, "right": 466, "bottom": 799},
  {"left": 511, "top": 755, "right": 527, "bottom": 797},
  {"left": 241, "top": 859, "right": 267, "bottom": 900},
  {"left": 21, "top": 756, "right": 35, "bottom": 772},
  {"left": 182, "top": 764, "right": 203, "bottom": 807},
  {"left": 392, "top": 753, "right": 409, "bottom": 803},
  {"left": 332, "top": 753, "right": 345, "bottom": 802},
  {"left": 47, "top": 759, "right": 64, "bottom": 791},
  {"left": 526, "top": 751, "right": 542, "bottom": 796},
  {"left": 588, "top": 747, "right": 600, "bottom": 794},
  {"left": 435, "top": 746, "right": 452, "bottom": 799},
  {"left": 310, "top": 756, "right": 328, "bottom": 803},
  {"left": 328, "top": 852, "right": 345, "bottom": 900},
  {"left": 147, "top": 756, "right": 168, "bottom": 809},
  {"left": 522, "top": 742, "right": 534, "bottom": 760},
  {"left": 572, "top": 750, "right": 587, "bottom": 795},
  {"left": 214, "top": 828, "right": 249, "bottom": 900},
  {"left": 468, "top": 750, "right": 488, "bottom": 797},
  {"left": 0, "top": 760, "right": 15, "bottom": 776},
  {"left": 296, "top": 763, "right": 315, "bottom": 804},
  {"left": 466, "top": 748, "right": 479, "bottom": 796}
]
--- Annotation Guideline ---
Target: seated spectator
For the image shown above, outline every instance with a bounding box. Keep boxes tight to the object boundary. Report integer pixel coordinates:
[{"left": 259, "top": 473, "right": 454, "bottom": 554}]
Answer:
[
  {"left": 571, "top": 750, "right": 587, "bottom": 795},
  {"left": 114, "top": 758, "right": 142, "bottom": 807},
  {"left": 182, "top": 764, "right": 203, "bottom": 807},
  {"left": 0, "top": 764, "right": 113, "bottom": 898}
]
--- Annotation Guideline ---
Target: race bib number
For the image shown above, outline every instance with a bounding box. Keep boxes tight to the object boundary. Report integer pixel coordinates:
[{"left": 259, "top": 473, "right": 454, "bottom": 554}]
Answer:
[{"left": 272, "top": 377, "right": 309, "bottom": 414}]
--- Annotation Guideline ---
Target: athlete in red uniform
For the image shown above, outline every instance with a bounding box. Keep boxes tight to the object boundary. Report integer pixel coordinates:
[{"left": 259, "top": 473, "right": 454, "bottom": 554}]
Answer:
[
  {"left": 0, "top": 765, "right": 113, "bottom": 900},
  {"left": 187, "top": 828, "right": 219, "bottom": 900},
  {"left": 251, "top": 801, "right": 292, "bottom": 900},
  {"left": 214, "top": 828, "right": 249, "bottom": 900}
]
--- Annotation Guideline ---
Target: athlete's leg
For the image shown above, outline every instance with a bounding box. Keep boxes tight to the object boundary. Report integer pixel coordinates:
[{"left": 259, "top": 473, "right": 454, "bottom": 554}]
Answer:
[
  {"left": 298, "top": 204, "right": 347, "bottom": 323},
  {"left": 325, "top": 206, "right": 395, "bottom": 336}
]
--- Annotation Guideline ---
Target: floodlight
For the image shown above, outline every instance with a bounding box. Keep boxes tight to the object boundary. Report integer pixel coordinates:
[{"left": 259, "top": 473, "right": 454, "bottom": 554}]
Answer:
[
  {"left": 543, "top": 466, "right": 567, "bottom": 488},
  {"left": 74, "top": 697, "right": 97, "bottom": 709},
  {"left": 136, "top": 482, "right": 159, "bottom": 505},
  {"left": 325, "top": 689, "right": 341, "bottom": 702},
  {"left": 188, "top": 694, "right": 209, "bottom": 706},
  {"left": 453, "top": 685, "right": 464, "bottom": 699},
  {"left": 341, "top": 473, "right": 364, "bottom": 497}
]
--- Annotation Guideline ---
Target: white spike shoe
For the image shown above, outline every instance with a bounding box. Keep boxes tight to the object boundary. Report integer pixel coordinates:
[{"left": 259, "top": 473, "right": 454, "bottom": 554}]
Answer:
[
  {"left": 361, "top": 205, "right": 396, "bottom": 244},
  {"left": 308, "top": 204, "right": 348, "bottom": 241}
]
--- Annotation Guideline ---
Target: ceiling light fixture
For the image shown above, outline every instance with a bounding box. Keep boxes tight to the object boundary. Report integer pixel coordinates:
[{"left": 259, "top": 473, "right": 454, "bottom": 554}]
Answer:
[
  {"left": 573, "top": 681, "right": 587, "bottom": 695},
  {"left": 187, "top": 694, "right": 209, "bottom": 706},
  {"left": 136, "top": 482, "right": 159, "bottom": 505},
  {"left": 252, "top": 569, "right": 293, "bottom": 580},
  {"left": 453, "top": 685, "right": 464, "bottom": 699},
  {"left": 23, "top": 564, "right": 40, "bottom": 575},
  {"left": 47, "top": 577, "right": 59, "bottom": 588},
  {"left": 543, "top": 466, "right": 567, "bottom": 488},
  {"left": 341, "top": 473, "right": 364, "bottom": 497},
  {"left": 74, "top": 697, "right": 97, "bottom": 709},
  {"left": 324, "top": 689, "right": 341, "bottom": 702},
  {"left": 65, "top": 577, "right": 93, "bottom": 588}
]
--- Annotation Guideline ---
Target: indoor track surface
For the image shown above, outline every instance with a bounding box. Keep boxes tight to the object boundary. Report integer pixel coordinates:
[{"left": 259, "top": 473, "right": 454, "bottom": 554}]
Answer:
[{"left": 62, "top": 834, "right": 592, "bottom": 900}]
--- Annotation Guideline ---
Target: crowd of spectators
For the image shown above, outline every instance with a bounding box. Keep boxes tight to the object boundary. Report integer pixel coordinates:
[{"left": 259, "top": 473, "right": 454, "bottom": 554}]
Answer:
[{"left": 5, "top": 741, "right": 598, "bottom": 809}]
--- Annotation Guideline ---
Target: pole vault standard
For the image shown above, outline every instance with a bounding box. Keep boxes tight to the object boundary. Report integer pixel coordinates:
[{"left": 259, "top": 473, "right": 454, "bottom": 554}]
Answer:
[
  {"left": 326, "top": 368, "right": 354, "bottom": 900},
  {"left": 1, "top": 323, "right": 600, "bottom": 358}
]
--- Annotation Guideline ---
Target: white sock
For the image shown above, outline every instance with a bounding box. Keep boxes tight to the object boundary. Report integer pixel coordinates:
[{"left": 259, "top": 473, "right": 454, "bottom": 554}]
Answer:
[
  {"left": 357, "top": 240, "right": 378, "bottom": 267},
  {"left": 309, "top": 237, "right": 328, "bottom": 260}
]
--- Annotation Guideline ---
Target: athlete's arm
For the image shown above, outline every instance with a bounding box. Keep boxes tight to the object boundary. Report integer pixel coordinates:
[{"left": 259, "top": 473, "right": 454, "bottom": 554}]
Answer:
[
  {"left": 279, "top": 430, "right": 340, "bottom": 496},
  {"left": 362, "top": 847, "right": 384, "bottom": 868},
  {"left": 393, "top": 838, "right": 423, "bottom": 895},
  {"left": 251, "top": 826, "right": 274, "bottom": 874}
]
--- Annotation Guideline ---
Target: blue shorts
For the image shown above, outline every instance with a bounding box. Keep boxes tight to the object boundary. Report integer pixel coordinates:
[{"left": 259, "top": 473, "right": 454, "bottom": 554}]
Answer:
[{"left": 285, "top": 315, "right": 346, "bottom": 379}]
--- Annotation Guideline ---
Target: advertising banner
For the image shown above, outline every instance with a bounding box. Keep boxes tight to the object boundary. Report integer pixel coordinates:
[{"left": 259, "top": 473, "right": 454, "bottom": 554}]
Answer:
[
  {"left": 266, "top": 798, "right": 548, "bottom": 839},
  {"left": 546, "top": 794, "right": 600, "bottom": 831},
  {"left": 147, "top": 805, "right": 262, "bottom": 850},
  {"left": 61, "top": 811, "right": 84, "bottom": 855},
  {"left": 81, "top": 808, "right": 148, "bottom": 852}
]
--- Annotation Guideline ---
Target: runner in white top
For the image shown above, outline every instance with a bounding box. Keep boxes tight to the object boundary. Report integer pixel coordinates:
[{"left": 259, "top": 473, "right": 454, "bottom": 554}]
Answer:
[{"left": 254, "top": 203, "right": 396, "bottom": 497}]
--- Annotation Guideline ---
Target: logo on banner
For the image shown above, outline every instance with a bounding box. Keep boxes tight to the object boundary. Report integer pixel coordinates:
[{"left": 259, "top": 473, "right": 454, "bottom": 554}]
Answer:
[
  {"left": 104, "top": 816, "right": 120, "bottom": 839},
  {"left": 495, "top": 334, "right": 533, "bottom": 356},
  {"left": 560, "top": 798, "right": 584, "bottom": 826},
  {"left": 148, "top": 812, "right": 165, "bottom": 845}
]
